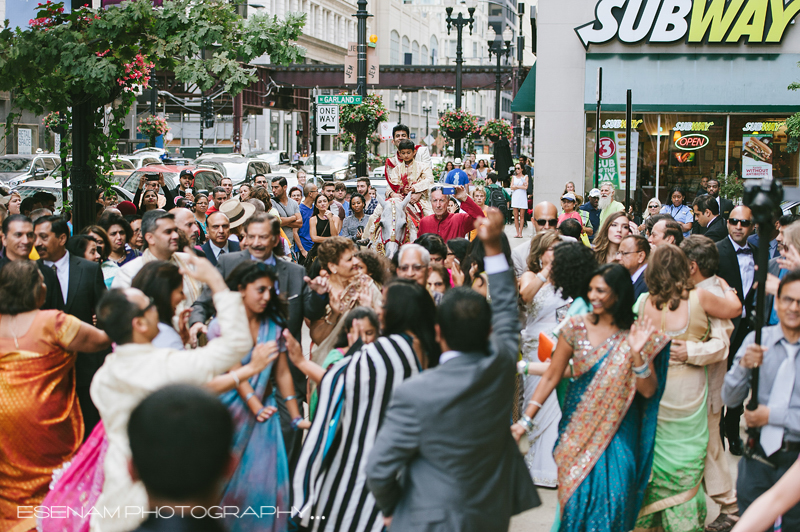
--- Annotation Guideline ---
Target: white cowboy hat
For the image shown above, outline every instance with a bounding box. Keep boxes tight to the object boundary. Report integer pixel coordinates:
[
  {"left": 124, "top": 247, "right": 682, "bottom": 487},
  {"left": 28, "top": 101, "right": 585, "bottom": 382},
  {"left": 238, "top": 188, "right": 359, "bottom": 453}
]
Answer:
[
  {"left": 218, "top": 197, "right": 256, "bottom": 228},
  {"left": 453, "top": 158, "right": 463, "bottom": 166}
]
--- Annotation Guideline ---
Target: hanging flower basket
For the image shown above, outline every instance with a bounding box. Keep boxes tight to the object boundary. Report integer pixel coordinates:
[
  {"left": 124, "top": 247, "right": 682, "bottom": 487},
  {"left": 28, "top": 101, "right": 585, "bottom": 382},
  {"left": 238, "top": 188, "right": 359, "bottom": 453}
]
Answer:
[
  {"left": 480, "top": 118, "right": 513, "bottom": 143},
  {"left": 339, "top": 94, "right": 388, "bottom": 137},
  {"left": 137, "top": 115, "right": 169, "bottom": 147},
  {"left": 439, "top": 108, "right": 479, "bottom": 140},
  {"left": 336, "top": 130, "right": 355, "bottom": 149},
  {"left": 42, "top": 111, "right": 68, "bottom": 136}
]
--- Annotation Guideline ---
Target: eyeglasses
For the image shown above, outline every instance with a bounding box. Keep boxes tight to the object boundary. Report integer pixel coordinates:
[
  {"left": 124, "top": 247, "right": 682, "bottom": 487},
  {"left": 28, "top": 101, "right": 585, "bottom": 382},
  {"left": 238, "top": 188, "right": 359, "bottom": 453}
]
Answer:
[
  {"left": 398, "top": 264, "right": 426, "bottom": 272},
  {"left": 615, "top": 251, "right": 639, "bottom": 257},
  {"left": 648, "top": 204, "right": 659, "bottom": 209},
  {"left": 135, "top": 297, "right": 156, "bottom": 317},
  {"left": 780, "top": 295, "right": 800, "bottom": 308},
  {"left": 728, "top": 218, "right": 753, "bottom": 227},
  {"left": 535, "top": 219, "right": 558, "bottom": 227}
]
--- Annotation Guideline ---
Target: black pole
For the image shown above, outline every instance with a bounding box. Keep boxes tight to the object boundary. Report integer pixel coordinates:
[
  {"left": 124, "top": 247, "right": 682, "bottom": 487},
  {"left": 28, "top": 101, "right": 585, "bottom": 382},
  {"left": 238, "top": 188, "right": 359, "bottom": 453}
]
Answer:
[
  {"left": 354, "top": 0, "right": 370, "bottom": 178},
  {"left": 625, "top": 89, "right": 632, "bottom": 211},
  {"left": 594, "top": 67, "right": 602, "bottom": 189},
  {"left": 446, "top": 7, "right": 475, "bottom": 161},
  {"left": 70, "top": 99, "right": 96, "bottom": 233},
  {"left": 199, "top": 96, "right": 205, "bottom": 157},
  {"left": 494, "top": 42, "right": 502, "bottom": 120},
  {"left": 312, "top": 88, "right": 318, "bottom": 182}
]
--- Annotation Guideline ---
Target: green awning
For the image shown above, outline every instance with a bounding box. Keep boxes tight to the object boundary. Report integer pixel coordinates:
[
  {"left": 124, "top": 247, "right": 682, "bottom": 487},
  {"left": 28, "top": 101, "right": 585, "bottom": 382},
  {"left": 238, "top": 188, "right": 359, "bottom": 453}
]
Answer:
[{"left": 511, "top": 64, "right": 535, "bottom": 116}]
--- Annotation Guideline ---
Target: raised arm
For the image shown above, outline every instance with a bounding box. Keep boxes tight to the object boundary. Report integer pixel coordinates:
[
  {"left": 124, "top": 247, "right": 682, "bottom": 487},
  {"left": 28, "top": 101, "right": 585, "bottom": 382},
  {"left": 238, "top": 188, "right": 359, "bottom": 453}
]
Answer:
[
  {"left": 697, "top": 281, "right": 742, "bottom": 320},
  {"left": 68, "top": 322, "right": 112, "bottom": 353}
]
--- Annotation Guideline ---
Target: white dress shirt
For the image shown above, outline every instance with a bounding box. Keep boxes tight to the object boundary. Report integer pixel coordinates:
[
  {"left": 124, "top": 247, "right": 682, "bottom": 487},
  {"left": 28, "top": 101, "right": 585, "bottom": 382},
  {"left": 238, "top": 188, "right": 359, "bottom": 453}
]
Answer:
[
  {"left": 43, "top": 251, "right": 70, "bottom": 304},
  {"left": 729, "top": 236, "right": 755, "bottom": 318},
  {"left": 208, "top": 240, "right": 230, "bottom": 260}
]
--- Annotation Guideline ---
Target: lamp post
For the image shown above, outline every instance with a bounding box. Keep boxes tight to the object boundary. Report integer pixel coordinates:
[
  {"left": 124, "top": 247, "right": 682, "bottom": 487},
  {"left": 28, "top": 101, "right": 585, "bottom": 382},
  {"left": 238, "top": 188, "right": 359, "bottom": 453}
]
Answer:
[
  {"left": 445, "top": 6, "right": 475, "bottom": 160},
  {"left": 354, "top": 0, "right": 372, "bottom": 177},
  {"left": 422, "top": 100, "right": 432, "bottom": 138},
  {"left": 394, "top": 93, "right": 407, "bottom": 125},
  {"left": 487, "top": 26, "right": 512, "bottom": 121}
]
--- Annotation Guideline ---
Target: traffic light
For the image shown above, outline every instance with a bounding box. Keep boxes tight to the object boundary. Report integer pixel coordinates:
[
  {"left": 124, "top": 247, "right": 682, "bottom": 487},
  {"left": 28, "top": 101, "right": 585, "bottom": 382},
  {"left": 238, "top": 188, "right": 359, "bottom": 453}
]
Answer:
[
  {"left": 203, "top": 98, "right": 214, "bottom": 129},
  {"left": 523, "top": 118, "right": 531, "bottom": 137}
]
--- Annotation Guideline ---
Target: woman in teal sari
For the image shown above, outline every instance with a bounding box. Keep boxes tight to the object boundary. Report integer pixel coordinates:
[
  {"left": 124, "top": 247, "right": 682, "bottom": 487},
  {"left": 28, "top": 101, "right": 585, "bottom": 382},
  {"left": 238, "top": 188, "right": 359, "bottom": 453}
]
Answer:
[
  {"left": 513, "top": 263, "right": 671, "bottom": 532},
  {"left": 206, "top": 261, "right": 307, "bottom": 532}
]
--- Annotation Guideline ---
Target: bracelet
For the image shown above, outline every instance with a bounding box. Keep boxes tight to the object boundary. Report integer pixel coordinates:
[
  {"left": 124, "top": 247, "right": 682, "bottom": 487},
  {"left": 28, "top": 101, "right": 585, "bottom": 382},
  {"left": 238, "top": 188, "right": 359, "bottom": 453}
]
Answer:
[
  {"left": 517, "top": 414, "right": 535, "bottom": 432},
  {"left": 229, "top": 371, "right": 240, "bottom": 388},
  {"left": 257, "top": 407, "right": 268, "bottom": 417},
  {"left": 632, "top": 363, "right": 651, "bottom": 379},
  {"left": 291, "top": 416, "right": 303, "bottom": 430},
  {"left": 528, "top": 399, "right": 544, "bottom": 409},
  {"left": 244, "top": 392, "right": 256, "bottom": 402},
  {"left": 283, "top": 395, "right": 298, "bottom": 403},
  {"left": 536, "top": 273, "right": 548, "bottom": 283},
  {"left": 517, "top": 360, "right": 528, "bottom": 375}
]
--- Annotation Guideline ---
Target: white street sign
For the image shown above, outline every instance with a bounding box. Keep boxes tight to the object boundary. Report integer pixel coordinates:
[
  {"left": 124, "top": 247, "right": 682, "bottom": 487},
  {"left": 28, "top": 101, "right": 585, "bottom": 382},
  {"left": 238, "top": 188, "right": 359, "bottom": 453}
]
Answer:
[{"left": 317, "top": 105, "right": 339, "bottom": 135}]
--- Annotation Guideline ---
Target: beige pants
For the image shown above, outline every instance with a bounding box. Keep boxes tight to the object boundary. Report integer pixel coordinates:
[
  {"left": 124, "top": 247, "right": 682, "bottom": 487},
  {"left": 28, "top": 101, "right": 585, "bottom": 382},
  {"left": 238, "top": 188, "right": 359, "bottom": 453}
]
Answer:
[{"left": 704, "top": 409, "right": 738, "bottom": 514}]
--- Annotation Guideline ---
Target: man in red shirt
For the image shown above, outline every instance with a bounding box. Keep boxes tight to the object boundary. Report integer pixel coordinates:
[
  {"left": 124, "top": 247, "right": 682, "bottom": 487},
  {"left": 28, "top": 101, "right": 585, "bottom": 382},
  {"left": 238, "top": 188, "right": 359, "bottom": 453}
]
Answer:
[{"left": 419, "top": 186, "right": 485, "bottom": 241}]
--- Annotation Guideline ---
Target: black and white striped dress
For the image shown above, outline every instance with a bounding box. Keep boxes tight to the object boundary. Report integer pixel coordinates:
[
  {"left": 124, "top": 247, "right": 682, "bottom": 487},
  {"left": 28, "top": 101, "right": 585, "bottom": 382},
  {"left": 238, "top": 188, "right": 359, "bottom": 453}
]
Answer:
[{"left": 292, "top": 334, "right": 421, "bottom": 532}]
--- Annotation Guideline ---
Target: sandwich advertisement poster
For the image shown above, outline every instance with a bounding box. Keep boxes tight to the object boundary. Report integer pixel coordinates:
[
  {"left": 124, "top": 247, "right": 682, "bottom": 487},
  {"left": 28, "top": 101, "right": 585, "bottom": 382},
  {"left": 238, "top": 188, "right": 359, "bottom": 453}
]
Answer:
[
  {"left": 594, "top": 131, "right": 639, "bottom": 189},
  {"left": 742, "top": 134, "right": 773, "bottom": 179}
]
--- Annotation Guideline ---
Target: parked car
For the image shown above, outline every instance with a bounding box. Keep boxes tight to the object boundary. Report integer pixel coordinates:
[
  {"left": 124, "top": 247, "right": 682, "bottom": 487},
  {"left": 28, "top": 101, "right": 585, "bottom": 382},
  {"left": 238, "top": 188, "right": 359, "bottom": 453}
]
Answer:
[
  {"left": 118, "top": 165, "right": 224, "bottom": 198},
  {"left": 372, "top": 166, "right": 386, "bottom": 179},
  {"left": 125, "top": 153, "right": 163, "bottom": 168},
  {"left": 248, "top": 150, "right": 289, "bottom": 167},
  {"left": 16, "top": 178, "right": 132, "bottom": 214},
  {"left": 194, "top": 157, "right": 271, "bottom": 185},
  {"left": 0, "top": 154, "right": 61, "bottom": 187},
  {"left": 302, "top": 151, "right": 356, "bottom": 181}
]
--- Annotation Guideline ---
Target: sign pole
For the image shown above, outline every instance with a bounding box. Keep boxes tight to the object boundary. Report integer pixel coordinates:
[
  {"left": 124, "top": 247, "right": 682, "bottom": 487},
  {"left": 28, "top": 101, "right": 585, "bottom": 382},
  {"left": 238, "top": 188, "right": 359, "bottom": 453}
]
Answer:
[
  {"left": 594, "top": 67, "right": 602, "bottom": 189},
  {"left": 312, "top": 87, "right": 318, "bottom": 183},
  {"left": 625, "top": 89, "right": 632, "bottom": 211}
]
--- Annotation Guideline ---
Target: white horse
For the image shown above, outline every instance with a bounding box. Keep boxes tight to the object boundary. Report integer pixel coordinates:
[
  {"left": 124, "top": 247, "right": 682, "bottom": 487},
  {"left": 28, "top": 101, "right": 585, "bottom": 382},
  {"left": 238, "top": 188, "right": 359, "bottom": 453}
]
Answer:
[{"left": 370, "top": 192, "right": 413, "bottom": 259}]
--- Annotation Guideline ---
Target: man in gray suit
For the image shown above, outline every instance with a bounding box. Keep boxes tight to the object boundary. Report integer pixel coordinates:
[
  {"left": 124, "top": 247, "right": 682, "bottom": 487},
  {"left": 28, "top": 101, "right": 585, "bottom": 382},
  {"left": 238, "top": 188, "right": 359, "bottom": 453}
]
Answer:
[
  {"left": 188, "top": 212, "right": 329, "bottom": 471},
  {"left": 366, "top": 209, "right": 540, "bottom": 531}
]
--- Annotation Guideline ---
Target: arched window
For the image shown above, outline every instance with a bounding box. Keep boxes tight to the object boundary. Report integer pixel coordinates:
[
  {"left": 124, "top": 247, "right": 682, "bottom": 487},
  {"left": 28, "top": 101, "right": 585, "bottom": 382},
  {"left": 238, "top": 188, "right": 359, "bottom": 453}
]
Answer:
[
  {"left": 411, "top": 41, "right": 419, "bottom": 64},
  {"left": 421, "top": 45, "right": 428, "bottom": 65},
  {"left": 402, "top": 36, "right": 410, "bottom": 64},
  {"left": 429, "top": 35, "right": 438, "bottom": 65},
  {"left": 390, "top": 31, "right": 400, "bottom": 65}
]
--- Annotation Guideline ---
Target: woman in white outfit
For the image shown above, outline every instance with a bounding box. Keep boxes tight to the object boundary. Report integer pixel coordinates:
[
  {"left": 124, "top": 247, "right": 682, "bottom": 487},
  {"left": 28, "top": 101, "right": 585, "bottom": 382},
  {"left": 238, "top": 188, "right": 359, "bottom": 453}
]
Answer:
[
  {"left": 510, "top": 163, "right": 529, "bottom": 238},
  {"left": 517, "top": 230, "right": 564, "bottom": 487}
]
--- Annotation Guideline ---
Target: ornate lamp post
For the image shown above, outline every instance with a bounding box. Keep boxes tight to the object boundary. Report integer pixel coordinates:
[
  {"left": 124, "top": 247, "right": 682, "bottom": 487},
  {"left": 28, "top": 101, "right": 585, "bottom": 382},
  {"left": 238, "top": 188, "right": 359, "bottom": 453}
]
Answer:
[
  {"left": 394, "top": 93, "right": 407, "bottom": 124},
  {"left": 422, "top": 100, "right": 432, "bottom": 137},
  {"left": 487, "top": 26, "right": 513, "bottom": 121},
  {"left": 445, "top": 6, "right": 475, "bottom": 159}
]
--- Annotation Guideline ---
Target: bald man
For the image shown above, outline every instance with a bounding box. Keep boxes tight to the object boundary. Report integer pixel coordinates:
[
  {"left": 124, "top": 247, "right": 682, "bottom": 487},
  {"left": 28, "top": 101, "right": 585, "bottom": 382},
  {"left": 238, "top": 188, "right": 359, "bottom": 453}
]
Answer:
[
  {"left": 170, "top": 207, "right": 201, "bottom": 248},
  {"left": 512, "top": 202, "right": 561, "bottom": 277}
]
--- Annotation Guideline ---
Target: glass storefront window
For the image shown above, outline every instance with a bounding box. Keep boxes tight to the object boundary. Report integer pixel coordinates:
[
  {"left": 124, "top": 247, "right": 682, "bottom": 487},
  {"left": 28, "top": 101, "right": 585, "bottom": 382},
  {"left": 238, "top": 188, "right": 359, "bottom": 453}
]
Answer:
[{"left": 729, "top": 116, "right": 798, "bottom": 188}]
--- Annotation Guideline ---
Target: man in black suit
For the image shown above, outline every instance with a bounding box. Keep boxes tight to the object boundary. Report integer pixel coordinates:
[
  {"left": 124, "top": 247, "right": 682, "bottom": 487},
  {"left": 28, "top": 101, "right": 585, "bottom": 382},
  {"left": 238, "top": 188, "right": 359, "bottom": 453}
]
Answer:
[
  {"left": 34, "top": 215, "right": 107, "bottom": 435},
  {"left": 617, "top": 234, "right": 650, "bottom": 301},
  {"left": 201, "top": 211, "right": 240, "bottom": 266},
  {"left": 0, "top": 214, "right": 63, "bottom": 311},
  {"left": 707, "top": 179, "right": 734, "bottom": 220},
  {"left": 715, "top": 205, "right": 757, "bottom": 455},
  {"left": 693, "top": 194, "right": 728, "bottom": 243},
  {"left": 189, "top": 212, "right": 329, "bottom": 471}
]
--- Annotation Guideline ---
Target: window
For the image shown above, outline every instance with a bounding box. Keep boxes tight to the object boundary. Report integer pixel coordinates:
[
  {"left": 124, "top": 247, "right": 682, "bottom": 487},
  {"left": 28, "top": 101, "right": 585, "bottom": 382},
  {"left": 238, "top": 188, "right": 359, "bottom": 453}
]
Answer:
[
  {"left": 429, "top": 36, "right": 438, "bottom": 65},
  {"left": 390, "top": 31, "right": 400, "bottom": 65},
  {"left": 421, "top": 45, "right": 428, "bottom": 64},
  {"left": 448, "top": 39, "right": 456, "bottom": 58},
  {"left": 412, "top": 41, "right": 419, "bottom": 64},
  {"left": 473, "top": 42, "right": 478, "bottom": 58}
]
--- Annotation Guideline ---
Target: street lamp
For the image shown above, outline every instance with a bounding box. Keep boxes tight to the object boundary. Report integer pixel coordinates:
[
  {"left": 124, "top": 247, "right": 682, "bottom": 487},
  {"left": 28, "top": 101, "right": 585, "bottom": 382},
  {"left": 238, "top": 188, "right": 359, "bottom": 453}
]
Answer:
[
  {"left": 422, "top": 100, "right": 433, "bottom": 138},
  {"left": 446, "top": 6, "right": 475, "bottom": 159},
  {"left": 487, "top": 25, "right": 513, "bottom": 120},
  {"left": 394, "top": 93, "right": 407, "bottom": 124}
]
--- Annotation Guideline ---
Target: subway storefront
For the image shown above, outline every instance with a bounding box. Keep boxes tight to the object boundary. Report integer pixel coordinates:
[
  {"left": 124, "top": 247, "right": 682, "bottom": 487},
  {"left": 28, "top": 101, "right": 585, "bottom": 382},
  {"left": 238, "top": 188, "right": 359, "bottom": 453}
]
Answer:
[{"left": 530, "top": 0, "right": 800, "bottom": 207}]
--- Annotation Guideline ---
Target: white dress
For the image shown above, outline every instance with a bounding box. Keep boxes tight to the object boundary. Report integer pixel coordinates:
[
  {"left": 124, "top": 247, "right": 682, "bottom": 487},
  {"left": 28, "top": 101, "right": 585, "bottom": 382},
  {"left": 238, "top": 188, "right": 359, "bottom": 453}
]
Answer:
[
  {"left": 511, "top": 175, "right": 528, "bottom": 209},
  {"left": 520, "top": 283, "right": 565, "bottom": 487}
]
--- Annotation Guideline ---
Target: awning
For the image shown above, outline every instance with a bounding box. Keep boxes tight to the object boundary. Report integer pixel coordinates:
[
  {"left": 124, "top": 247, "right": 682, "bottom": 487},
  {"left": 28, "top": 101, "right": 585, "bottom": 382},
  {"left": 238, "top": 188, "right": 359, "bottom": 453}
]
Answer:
[{"left": 511, "top": 64, "right": 535, "bottom": 116}]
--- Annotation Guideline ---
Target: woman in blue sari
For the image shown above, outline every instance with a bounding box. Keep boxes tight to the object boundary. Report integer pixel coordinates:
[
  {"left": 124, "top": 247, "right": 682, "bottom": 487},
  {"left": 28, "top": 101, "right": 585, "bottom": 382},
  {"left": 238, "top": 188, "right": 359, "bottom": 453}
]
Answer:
[
  {"left": 206, "top": 261, "right": 307, "bottom": 532},
  {"left": 512, "top": 263, "right": 671, "bottom": 532}
]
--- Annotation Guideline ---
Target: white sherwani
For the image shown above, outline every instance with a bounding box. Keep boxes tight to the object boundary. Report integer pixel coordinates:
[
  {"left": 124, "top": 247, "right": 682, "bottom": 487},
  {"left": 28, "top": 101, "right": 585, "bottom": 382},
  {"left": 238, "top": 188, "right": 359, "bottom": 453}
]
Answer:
[{"left": 88, "top": 290, "right": 253, "bottom": 532}]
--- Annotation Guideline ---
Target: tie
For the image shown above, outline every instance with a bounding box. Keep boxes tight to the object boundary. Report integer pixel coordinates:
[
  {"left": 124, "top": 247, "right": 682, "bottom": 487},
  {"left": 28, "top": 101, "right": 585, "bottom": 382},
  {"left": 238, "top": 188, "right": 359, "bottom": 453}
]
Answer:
[
  {"left": 737, "top": 247, "right": 753, "bottom": 255},
  {"left": 761, "top": 340, "right": 799, "bottom": 455},
  {"left": 51, "top": 264, "right": 57, "bottom": 273},
  {"left": 219, "top": 249, "right": 225, "bottom": 255}
]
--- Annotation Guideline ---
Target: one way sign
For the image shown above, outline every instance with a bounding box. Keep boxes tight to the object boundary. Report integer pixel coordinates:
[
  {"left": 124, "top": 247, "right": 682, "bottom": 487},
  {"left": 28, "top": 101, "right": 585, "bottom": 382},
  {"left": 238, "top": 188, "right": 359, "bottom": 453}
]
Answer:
[{"left": 316, "top": 105, "right": 339, "bottom": 136}]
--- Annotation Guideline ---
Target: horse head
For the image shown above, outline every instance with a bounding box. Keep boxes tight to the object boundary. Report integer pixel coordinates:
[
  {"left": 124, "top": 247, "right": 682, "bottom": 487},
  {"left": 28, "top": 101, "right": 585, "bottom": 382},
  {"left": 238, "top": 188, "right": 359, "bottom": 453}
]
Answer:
[{"left": 379, "top": 193, "right": 412, "bottom": 259}]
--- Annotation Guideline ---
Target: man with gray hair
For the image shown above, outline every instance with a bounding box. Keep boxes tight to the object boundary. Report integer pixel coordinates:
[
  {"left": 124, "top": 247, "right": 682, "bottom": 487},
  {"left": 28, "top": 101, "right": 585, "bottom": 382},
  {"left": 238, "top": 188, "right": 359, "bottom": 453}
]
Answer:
[
  {"left": 598, "top": 182, "right": 625, "bottom": 227},
  {"left": 397, "top": 243, "right": 442, "bottom": 305}
]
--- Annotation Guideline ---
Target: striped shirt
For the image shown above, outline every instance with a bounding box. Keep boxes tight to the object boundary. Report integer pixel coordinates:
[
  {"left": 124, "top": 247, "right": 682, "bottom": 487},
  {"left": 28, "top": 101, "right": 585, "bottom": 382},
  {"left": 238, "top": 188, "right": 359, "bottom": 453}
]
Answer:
[{"left": 292, "top": 334, "right": 421, "bottom": 531}]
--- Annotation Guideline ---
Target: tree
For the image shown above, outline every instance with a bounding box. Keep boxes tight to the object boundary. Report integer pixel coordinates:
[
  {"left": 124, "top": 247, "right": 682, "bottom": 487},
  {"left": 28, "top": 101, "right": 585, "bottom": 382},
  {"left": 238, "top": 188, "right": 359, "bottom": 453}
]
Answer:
[{"left": 0, "top": 0, "right": 305, "bottom": 230}]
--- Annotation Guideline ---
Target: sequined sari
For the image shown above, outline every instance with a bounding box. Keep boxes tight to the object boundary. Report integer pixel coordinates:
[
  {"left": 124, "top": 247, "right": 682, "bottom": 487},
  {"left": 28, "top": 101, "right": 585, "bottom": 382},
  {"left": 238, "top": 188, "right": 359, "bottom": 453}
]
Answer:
[
  {"left": 0, "top": 311, "right": 82, "bottom": 532},
  {"left": 554, "top": 315, "right": 670, "bottom": 532}
]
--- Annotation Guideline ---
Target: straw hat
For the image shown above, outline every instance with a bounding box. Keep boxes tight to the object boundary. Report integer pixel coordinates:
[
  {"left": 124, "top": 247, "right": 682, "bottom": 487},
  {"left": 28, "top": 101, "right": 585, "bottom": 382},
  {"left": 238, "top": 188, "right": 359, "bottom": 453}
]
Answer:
[{"left": 218, "top": 197, "right": 256, "bottom": 228}]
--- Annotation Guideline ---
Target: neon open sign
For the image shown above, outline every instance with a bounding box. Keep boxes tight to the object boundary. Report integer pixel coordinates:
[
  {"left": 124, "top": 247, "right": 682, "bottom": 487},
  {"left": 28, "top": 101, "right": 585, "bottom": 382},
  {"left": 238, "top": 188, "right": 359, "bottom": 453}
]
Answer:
[{"left": 675, "top": 134, "right": 709, "bottom": 151}]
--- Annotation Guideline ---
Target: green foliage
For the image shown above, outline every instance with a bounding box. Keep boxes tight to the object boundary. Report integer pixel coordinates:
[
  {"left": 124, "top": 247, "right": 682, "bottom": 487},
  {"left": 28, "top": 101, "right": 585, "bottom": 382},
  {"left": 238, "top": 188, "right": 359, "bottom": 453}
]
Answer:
[
  {"left": 0, "top": 0, "right": 305, "bottom": 186},
  {"left": 788, "top": 70, "right": 800, "bottom": 153},
  {"left": 717, "top": 171, "right": 743, "bottom": 202}
]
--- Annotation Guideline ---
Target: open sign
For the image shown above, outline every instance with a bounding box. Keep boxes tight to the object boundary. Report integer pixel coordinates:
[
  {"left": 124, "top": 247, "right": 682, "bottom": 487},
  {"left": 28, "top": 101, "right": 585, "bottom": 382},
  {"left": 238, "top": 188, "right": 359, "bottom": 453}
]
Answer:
[{"left": 675, "top": 134, "right": 709, "bottom": 151}]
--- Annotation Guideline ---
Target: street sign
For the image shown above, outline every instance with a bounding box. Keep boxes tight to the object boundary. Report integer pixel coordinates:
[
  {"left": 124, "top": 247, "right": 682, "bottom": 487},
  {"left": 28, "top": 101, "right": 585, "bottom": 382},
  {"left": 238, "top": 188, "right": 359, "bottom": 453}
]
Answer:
[
  {"left": 316, "top": 105, "right": 340, "bottom": 135},
  {"left": 316, "top": 95, "right": 362, "bottom": 105}
]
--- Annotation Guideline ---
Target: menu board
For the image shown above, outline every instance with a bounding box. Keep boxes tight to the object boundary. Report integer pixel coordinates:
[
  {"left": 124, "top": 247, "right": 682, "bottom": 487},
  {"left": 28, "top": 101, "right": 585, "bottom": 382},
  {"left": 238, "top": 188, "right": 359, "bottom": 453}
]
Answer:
[
  {"left": 594, "top": 130, "right": 639, "bottom": 189},
  {"left": 742, "top": 134, "right": 773, "bottom": 179}
]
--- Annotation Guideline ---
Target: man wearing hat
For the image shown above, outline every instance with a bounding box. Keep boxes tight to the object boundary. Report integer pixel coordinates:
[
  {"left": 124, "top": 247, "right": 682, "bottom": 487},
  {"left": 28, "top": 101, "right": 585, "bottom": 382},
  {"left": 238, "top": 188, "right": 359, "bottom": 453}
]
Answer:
[
  {"left": 444, "top": 159, "right": 470, "bottom": 186},
  {"left": 188, "top": 211, "right": 329, "bottom": 474},
  {"left": 172, "top": 168, "right": 195, "bottom": 201},
  {"left": 580, "top": 188, "right": 602, "bottom": 242}
]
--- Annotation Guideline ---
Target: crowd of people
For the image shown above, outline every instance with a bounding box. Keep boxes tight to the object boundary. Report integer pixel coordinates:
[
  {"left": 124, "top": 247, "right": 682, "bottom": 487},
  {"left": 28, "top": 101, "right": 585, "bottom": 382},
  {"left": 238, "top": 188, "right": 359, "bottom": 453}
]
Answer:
[{"left": 1, "top": 128, "right": 799, "bottom": 532}]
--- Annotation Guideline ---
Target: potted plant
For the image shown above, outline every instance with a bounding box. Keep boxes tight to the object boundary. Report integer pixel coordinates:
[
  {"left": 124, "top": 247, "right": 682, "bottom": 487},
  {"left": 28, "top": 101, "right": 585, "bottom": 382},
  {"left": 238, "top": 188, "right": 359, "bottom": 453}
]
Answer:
[
  {"left": 480, "top": 118, "right": 513, "bottom": 143},
  {"left": 137, "top": 115, "right": 170, "bottom": 148},
  {"left": 438, "top": 108, "right": 479, "bottom": 140},
  {"left": 42, "top": 111, "right": 68, "bottom": 136},
  {"left": 339, "top": 94, "right": 388, "bottom": 138}
]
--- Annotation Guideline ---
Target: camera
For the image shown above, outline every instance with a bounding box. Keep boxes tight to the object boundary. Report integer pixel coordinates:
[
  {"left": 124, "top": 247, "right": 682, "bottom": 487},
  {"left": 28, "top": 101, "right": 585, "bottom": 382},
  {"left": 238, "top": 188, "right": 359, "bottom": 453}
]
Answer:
[{"left": 743, "top": 177, "right": 783, "bottom": 226}]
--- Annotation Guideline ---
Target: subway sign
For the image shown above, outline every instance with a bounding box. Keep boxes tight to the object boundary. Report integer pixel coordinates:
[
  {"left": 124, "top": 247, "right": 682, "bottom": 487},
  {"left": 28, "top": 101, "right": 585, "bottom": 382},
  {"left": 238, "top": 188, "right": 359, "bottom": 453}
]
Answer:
[{"left": 576, "top": 0, "right": 800, "bottom": 49}]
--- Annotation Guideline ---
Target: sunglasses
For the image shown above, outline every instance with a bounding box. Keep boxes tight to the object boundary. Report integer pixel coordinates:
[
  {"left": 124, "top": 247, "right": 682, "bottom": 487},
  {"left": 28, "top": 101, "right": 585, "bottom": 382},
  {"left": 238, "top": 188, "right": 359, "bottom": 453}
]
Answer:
[
  {"left": 728, "top": 218, "right": 752, "bottom": 227},
  {"left": 536, "top": 219, "right": 558, "bottom": 227},
  {"left": 135, "top": 296, "right": 156, "bottom": 317},
  {"left": 648, "top": 204, "right": 659, "bottom": 209}
]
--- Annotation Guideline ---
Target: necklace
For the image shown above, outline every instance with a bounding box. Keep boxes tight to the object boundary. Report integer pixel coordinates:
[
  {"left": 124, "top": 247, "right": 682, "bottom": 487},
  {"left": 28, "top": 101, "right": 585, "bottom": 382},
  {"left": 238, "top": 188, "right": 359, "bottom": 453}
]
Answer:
[{"left": 4, "top": 315, "right": 20, "bottom": 349}]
